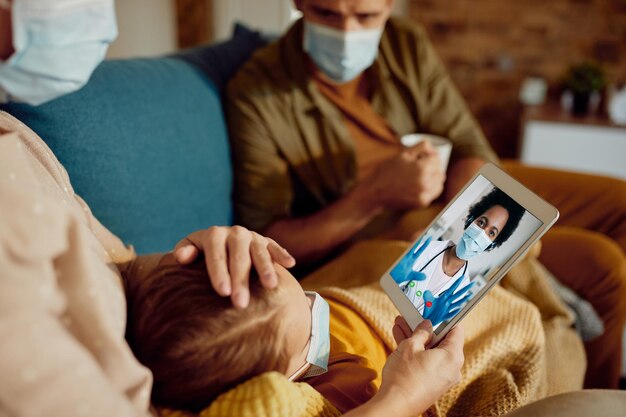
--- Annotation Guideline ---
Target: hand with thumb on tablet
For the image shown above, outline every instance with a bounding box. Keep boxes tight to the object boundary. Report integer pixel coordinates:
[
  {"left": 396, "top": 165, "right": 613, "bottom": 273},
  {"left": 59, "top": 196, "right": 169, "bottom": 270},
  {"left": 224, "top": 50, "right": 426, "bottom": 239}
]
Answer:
[{"left": 368, "top": 317, "right": 465, "bottom": 417}]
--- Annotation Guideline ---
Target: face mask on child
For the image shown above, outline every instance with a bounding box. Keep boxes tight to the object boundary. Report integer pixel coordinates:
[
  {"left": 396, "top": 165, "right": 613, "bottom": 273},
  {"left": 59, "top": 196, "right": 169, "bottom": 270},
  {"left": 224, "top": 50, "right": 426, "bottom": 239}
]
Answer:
[
  {"left": 0, "top": 0, "right": 117, "bottom": 105},
  {"left": 303, "top": 20, "right": 383, "bottom": 84},
  {"left": 299, "top": 291, "right": 330, "bottom": 379}
]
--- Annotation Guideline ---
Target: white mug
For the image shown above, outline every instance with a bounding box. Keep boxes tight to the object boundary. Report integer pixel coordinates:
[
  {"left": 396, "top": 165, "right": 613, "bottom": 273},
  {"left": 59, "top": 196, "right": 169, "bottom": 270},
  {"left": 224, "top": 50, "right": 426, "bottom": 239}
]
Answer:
[{"left": 400, "top": 133, "right": 452, "bottom": 172}]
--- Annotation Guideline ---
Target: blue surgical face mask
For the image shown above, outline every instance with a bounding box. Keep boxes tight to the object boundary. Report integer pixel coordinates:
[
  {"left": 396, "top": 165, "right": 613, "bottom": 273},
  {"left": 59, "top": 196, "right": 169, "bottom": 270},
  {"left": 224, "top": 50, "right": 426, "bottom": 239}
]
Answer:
[
  {"left": 299, "top": 291, "right": 330, "bottom": 379},
  {"left": 456, "top": 222, "right": 493, "bottom": 261},
  {"left": 303, "top": 20, "right": 383, "bottom": 84},
  {"left": 0, "top": 0, "right": 117, "bottom": 105}
]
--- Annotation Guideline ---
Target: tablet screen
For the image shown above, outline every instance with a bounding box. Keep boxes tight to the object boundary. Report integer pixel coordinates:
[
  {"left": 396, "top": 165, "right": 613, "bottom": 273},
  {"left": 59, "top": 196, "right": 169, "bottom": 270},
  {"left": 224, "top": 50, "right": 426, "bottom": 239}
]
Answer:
[{"left": 390, "top": 175, "right": 543, "bottom": 333}]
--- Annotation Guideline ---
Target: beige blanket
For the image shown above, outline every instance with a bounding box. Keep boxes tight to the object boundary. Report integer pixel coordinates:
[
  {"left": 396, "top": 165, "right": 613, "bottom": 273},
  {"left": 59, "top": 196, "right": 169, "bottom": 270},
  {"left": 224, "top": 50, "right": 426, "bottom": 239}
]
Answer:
[{"left": 301, "top": 240, "right": 586, "bottom": 417}]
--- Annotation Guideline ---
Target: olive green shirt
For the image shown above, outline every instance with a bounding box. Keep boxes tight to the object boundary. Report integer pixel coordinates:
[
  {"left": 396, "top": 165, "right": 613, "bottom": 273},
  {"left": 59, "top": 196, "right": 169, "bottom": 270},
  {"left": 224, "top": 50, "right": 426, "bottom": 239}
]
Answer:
[{"left": 226, "top": 17, "right": 498, "bottom": 232}]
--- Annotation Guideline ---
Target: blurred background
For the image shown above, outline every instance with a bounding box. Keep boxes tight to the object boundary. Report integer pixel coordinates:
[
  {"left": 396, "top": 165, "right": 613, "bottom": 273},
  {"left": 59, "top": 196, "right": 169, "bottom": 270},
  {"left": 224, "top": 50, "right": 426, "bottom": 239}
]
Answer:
[{"left": 107, "top": 0, "right": 626, "bottom": 166}]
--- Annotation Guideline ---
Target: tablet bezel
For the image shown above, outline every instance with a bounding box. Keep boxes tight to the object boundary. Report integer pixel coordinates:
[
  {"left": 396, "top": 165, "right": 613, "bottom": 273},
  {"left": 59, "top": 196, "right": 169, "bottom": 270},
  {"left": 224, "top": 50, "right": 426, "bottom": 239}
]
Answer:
[{"left": 379, "top": 163, "right": 559, "bottom": 346}]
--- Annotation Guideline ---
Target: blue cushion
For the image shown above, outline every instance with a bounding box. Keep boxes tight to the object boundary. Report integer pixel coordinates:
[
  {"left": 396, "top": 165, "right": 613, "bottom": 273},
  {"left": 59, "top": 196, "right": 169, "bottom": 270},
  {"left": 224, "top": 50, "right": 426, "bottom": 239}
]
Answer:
[
  {"left": 176, "top": 22, "right": 268, "bottom": 92},
  {"left": 2, "top": 57, "right": 233, "bottom": 254}
]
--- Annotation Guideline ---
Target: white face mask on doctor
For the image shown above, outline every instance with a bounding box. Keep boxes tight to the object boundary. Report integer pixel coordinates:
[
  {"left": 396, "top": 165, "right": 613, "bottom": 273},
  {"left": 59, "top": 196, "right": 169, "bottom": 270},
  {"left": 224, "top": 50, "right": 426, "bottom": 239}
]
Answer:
[
  {"left": 455, "top": 223, "right": 494, "bottom": 261},
  {"left": 0, "top": 0, "right": 117, "bottom": 105}
]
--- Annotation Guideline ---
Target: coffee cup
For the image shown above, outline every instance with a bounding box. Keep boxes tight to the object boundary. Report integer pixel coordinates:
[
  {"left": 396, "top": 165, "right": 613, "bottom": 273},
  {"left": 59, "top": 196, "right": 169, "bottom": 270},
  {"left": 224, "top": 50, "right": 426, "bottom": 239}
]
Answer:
[{"left": 400, "top": 133, "right": 452, "bottom": 172}]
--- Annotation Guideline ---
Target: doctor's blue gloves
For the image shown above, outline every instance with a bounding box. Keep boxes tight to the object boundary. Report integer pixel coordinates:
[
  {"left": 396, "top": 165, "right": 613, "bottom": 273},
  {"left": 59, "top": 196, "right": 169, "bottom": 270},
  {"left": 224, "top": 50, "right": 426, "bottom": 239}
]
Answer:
[
  {"left": 392, "top": 235, "right": 432, "bottom": 284},
  {"left": 422, "top": 275, "right": 475, "bottom": 327}
]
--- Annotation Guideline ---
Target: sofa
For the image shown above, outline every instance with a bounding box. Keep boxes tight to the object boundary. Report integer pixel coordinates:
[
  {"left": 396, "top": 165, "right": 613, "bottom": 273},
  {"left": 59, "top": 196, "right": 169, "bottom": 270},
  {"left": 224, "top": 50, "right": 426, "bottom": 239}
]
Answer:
[
  {"left": 0, "top": 24, "right": 601, "bottom": 417},
  {"left": 1, "top": 25, "right": 268, "bottom": 255}
]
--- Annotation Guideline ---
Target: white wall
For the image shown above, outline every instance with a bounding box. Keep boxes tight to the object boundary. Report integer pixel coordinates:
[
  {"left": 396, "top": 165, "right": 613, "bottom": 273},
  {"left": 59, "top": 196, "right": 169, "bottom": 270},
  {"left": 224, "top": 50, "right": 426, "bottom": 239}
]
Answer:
[
  {"left": 521, "top": 122, "right": 626, "bottom": 181},
  {"left": 107, "top": 0, "right": 177, "bottom": 59}
]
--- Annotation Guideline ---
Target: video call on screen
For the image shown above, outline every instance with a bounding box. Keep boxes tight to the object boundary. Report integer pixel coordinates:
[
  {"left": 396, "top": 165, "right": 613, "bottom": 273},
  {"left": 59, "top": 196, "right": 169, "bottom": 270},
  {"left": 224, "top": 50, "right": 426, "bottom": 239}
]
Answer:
[{"left": 391, "top": 176, "right": 542, "bottom": 332}]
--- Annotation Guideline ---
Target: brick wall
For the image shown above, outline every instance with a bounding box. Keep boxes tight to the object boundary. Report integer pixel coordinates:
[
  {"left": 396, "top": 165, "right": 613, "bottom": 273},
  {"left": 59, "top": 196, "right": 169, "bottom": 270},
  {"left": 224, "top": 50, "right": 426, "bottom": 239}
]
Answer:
[{"left": 409, "top": 0, "right": 626, "bottom": 158}]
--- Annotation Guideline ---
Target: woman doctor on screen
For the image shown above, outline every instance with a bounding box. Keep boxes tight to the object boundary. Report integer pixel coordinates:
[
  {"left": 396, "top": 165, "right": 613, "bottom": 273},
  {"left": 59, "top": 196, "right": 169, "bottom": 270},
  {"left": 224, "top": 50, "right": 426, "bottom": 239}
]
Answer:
[{"left": 392, "top": 188, "right": 525, "bottom": 326}]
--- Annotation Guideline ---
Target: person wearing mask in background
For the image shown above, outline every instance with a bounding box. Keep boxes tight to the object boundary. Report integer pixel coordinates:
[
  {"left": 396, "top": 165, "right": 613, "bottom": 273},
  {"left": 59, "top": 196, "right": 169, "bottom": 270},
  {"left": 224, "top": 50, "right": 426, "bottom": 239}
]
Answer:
[
  {"left": 226, "top": 0, "right": 626, "bottom": 388},
  {"left": 0, "top": 0, "right": 117, "bottom": 105}
]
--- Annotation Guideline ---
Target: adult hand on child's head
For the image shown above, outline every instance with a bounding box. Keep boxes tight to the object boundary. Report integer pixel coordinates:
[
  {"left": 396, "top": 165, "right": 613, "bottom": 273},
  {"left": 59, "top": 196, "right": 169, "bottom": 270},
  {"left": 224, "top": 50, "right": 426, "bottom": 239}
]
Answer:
[
  {"left": 173, "top": 226, "right": 296, "bottom": 309},
  {"left": 380, "top": 317, "right": 464, "bottom": 416}
]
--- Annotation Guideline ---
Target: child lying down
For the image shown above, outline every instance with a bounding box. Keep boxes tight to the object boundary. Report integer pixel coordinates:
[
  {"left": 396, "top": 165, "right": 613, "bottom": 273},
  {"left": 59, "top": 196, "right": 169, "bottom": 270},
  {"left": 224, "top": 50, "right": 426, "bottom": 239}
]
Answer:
[{"left": 124, "top": 254, "right": 464, "bottom": 415}]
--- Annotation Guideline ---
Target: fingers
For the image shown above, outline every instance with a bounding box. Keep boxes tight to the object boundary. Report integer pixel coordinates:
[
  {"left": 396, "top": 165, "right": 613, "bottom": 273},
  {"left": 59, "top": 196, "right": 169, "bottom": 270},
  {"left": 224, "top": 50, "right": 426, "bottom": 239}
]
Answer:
[
  {"left": 173, "top": 226, "right": 294, "bottom": 309},
  {"left": 406, "top": 139, "right": 436, "bottom": 159},
  {"left": 451, "top": 291, "right": 473, "bottom": 307},
  {"left": 202, "top": 227, "right": 232, "bottom": 298},
  {"left": 250, "top": 234, "right": 278, "bottom": 289},
  {"left": 413, "top": 235, "right": 431, "bottom": 257},
  {"left": 175, "top": 228, "right": 234, "bottom": 300},
  {"left": 408, "top": 319, "right": 433, "bottom": 348},
  {"left": 392, "top": 316, "right": 413, "bottom": 345},
  {"left": 433, "top": 325, "right": 465, "bottom": 385},
  {"left": 416, "top": 139, "right": 436, "bottom": 156},
  {"left": 437, "top": 325, "right": 465, "bottom": 356},
  {"left": 443, "top": 307, "right": 462, "bottom": 322},
  {"left": 227, "top": 226, "right": 253, "bottom": 309},
  {"left": 266, "top": 238, "right": 296, "bottom": 269},
  {"left": 173, "top": 237, "right": 199, "bottom": 264},
  {"left": 450, "top": 281, "right": 475, "bottom": 304},
  {"left": 403, "top": 149, "right": 438, "bottom": 165},
  {"left": 392, "top": 325, "right": 405, "bottom": 346},
  {"left": 448, "top": 275, "right": 466, "bottom": 292},
  {"left": 438, "top": 325, "right": 465, "bottom": 378}
]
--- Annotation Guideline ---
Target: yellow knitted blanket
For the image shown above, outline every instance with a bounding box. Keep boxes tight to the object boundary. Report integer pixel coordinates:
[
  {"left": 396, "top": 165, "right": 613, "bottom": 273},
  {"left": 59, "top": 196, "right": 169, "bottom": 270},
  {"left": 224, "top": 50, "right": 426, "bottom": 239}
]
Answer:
[
  {"left": 163, "top": 240, "right": 585, "bottom": 417},
  {"left": 160, "top": 372, "right": 341, "bottom": 417}
]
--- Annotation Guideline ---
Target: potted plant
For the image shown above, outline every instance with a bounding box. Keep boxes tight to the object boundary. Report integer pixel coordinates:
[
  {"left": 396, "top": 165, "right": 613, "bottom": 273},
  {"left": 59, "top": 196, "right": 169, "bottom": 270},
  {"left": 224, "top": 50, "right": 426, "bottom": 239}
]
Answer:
[{"left": 563, "top": 61, "right": 606, "bottom": 116}]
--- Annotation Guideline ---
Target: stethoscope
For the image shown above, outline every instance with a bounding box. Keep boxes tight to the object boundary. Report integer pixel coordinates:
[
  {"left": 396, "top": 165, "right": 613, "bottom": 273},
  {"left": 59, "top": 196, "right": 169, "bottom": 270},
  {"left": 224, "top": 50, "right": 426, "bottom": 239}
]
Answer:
[{"left": 401, "top": 246, "right": 468, "bottom": 305}]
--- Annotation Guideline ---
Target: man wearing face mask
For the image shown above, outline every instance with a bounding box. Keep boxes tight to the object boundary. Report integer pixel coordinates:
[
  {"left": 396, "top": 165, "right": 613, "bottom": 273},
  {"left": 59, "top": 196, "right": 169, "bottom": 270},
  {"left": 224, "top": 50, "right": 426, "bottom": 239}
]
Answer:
[
  {"left": 227, "top": 0, "right": 498, "bottom": 267},
  {"left": 227, "top": 0, "right": 626, "bottom": 389},
  {"left": 0, "top": 0, "right": 117, "bottom": 105}
]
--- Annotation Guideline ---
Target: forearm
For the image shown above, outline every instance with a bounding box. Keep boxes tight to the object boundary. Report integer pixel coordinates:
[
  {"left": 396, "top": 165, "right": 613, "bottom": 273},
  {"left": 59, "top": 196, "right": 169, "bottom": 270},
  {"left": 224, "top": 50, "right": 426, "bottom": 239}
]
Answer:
[
  {"left": 444, "top": 157, "right": 487, "bottom": 202},
  {"left": 264, "top": 183, "right": 383, "bottom": 264}
]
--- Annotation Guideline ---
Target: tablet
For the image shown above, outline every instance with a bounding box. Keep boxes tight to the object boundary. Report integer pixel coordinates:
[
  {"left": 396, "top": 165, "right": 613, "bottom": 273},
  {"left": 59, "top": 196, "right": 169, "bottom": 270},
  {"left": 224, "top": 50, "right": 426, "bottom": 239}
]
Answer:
[{"left": 380, "top": 163, "right": 559, "bottom": 346}]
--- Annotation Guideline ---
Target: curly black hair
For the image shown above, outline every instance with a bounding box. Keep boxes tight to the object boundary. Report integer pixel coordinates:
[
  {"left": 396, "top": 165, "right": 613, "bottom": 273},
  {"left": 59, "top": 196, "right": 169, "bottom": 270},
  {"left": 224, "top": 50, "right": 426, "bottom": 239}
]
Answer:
[{"left": 463, "top": 187, "right": 526, "bottom": 249}]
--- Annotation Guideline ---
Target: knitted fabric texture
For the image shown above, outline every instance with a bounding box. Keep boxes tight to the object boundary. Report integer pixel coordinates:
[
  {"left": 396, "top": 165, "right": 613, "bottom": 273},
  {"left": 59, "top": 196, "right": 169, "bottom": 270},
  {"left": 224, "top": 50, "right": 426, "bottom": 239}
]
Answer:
[
  {"left": 160, "top": 372, "right": 341, "bottom": 417},
  {"left": 301, "top": 240, "right": 586, "bottom": 417}
]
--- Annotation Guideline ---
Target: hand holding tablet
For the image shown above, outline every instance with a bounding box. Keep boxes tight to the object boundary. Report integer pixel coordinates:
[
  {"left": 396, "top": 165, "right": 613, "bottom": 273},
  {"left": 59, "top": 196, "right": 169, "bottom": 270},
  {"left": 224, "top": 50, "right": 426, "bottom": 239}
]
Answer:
[{"left": 380, "top": 163, "right": 559, "bottom": 347}]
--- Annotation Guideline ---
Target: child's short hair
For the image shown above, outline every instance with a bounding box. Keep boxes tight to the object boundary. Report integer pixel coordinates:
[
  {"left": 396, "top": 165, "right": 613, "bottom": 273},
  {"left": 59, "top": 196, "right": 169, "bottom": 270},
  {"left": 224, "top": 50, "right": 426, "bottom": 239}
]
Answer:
[{"left": 125, "top": 261, "right": 289, "bottom": 411}]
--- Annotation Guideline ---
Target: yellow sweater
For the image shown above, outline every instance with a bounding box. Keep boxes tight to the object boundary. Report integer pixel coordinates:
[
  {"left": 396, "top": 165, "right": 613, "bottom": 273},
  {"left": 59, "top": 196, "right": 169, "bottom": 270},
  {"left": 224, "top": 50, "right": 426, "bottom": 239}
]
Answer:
[{"left": 306, "top": 298, "right": 390, "bottom": 413}]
